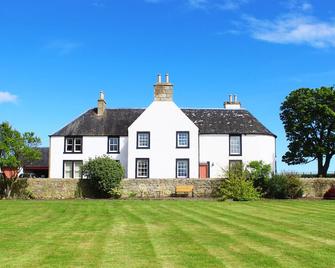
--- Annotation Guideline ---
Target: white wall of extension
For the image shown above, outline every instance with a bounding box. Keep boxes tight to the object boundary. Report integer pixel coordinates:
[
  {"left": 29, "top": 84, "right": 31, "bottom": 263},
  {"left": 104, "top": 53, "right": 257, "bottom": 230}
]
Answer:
[
  {"left": 199, "top": 134, "right": 276, "bottom": 177},
  {"left": 127, "top": 101, "right": 199, "bottom": 179},
  {"left": 49, "top": 136, "right": 128, "bottom": 178}
]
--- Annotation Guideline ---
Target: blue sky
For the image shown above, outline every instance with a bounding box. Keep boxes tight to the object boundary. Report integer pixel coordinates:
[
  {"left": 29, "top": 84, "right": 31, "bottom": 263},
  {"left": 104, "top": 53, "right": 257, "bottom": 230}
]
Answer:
[{"left": 1, "top": 0, "right": 335, "bottom": 173}]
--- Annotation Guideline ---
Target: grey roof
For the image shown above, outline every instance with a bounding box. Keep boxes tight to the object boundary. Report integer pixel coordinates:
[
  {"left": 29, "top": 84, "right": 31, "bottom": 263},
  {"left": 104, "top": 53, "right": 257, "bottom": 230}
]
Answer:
[
  {"left": 51, "top": 108, "right": 275, "bottom": 137},
  {"left": 24, "top": 147, "right": 49, "bottom": 167}
]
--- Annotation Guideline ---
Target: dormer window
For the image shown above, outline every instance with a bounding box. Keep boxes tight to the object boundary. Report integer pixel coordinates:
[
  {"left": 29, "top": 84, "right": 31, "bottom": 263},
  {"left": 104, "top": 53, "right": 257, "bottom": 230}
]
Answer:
[
  {"left": 176, "top": 131, "right": 189, "bottom": 148},
  {"left": 64, "top": 137, "right": 82, "bottom": 153},
  {"left": 137, "top": 132, "right": 150, "bottom": 149}
]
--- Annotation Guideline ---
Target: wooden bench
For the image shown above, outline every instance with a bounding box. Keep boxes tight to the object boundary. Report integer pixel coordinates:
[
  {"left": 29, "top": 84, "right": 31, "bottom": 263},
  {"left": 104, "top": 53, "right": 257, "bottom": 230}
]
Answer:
[{"left": 175, "top": 185, "right": 194, "bottom": 197}]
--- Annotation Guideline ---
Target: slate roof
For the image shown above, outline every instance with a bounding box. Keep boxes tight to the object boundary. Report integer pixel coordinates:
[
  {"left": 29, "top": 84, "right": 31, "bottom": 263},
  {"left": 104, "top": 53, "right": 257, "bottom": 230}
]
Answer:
[
  {"left": 24, "top": 147, "right": 49, "bottom": 167},
  {"left": 51, "top": 108, "right": 275, "bottom": 137}
]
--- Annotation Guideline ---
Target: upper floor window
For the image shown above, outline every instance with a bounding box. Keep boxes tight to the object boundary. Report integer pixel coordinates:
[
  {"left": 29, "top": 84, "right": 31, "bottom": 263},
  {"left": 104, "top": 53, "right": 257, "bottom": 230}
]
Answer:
[
  {"left": 64, "top": 137, "right": 82, "bottom": 153},
  {"left": 137, "top": 132, "right": 150, "bottom": 149},
  {"left": 108, "top": 136, "right": 120, "bottom": 153},
  {"left": 176, "top": 159, "right": 189, "bottom": 178},
  {"left": 176, "top": 131, "right": 189, "bottom": 148},
  {"left": 229, "top": 135, "right": 241, "bottom": 156}
]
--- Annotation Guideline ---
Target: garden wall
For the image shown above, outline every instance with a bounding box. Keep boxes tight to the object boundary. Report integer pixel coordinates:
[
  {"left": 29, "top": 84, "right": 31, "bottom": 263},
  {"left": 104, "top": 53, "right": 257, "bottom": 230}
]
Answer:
[{"left": 20, "top": 177, "right": 335, "bottom": 199}]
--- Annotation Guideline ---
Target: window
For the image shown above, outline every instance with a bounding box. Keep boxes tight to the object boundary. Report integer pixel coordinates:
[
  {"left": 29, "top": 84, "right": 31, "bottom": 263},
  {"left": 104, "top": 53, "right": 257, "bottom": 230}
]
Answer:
[
  {"left": 176, "top": 131, "right": 189, "bottom": 148},
  {"left": 229, "top": 135, "right": 241, "bottom": 155},
  {"left": 63, "top": 160, "right": 83, "bottom": 178},
  {"left": 108, "top": 136, "right": 120, "bottom": 153},
  {"left": 176, "top": 159, "right": 189, "bottom": 178},
  {"left": 136, "top": 158, "right": 149, "bottom": 178},
  {"left": 64, "top": 137, "right": 82, "bottom": 153},
  {"left": 137, "top": 132, "right": 150, "bottom": 149},
  {"left": 229, "top": 160, "right": 242, "bottom": 169}
]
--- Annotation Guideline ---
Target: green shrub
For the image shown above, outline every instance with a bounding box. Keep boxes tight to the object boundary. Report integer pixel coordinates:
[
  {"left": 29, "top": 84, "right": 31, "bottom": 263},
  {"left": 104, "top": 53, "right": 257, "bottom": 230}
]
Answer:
[
  {"left": 267, "top": 173, "right": 303, "bottom": 199},
  {"left": 247, "top": 161, "right": 271, "bottom": 194},
  {"left": 82, "top": 156, "right": 125, "bottom": 198},
  {"left": 220, "top": 163, "right": 261, "bottom": 201}
]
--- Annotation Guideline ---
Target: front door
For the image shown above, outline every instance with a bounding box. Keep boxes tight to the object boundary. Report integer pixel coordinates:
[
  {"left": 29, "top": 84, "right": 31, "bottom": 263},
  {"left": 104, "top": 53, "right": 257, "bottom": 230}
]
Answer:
[{"left": 199, "top": 162, "right": 209, "bottom": 179}]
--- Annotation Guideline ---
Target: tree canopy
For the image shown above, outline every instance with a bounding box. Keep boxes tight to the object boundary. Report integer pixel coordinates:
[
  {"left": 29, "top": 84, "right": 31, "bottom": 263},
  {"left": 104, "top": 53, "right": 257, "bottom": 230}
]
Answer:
[
  {"left": 0, "top": 122, "right": 41, "bottom": 197},
  {"left": 0, "top": 121, "right": 41, "bottom": 170},
  {"left": 280, "top": 87, "right": 335, "bottom": 177}
]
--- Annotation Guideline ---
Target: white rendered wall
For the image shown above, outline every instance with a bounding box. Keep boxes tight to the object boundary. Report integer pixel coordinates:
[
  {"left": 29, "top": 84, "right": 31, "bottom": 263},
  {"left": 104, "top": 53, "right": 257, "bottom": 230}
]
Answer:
[
  {"left": 199, "top": 134, "right": 276, "bottom": 178},
  {"left": 128, "top": 101, "right": 199, "bottom": 178},
  {"left": 49, "top": 136, "right": 128, "bottom": 178}
]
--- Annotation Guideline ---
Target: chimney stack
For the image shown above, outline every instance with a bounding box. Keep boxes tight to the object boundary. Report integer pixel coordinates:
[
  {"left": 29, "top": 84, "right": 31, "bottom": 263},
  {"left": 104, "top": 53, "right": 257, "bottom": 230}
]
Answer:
[
  {"left": 154, "top": 72, "right": 173, "bottom": 101},
  {"left": 224, "top": 94, "right": 241, "bottom": 109},
  {"left": 97, "top": 90, "right": 106, "bottom": 116}
]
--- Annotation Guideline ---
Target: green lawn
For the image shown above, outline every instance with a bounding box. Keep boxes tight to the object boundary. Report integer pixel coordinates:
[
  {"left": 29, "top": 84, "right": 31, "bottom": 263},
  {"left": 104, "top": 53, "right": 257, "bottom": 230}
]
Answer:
[{"left": 0, "top": 200, "right": 335, "bottom": 268}]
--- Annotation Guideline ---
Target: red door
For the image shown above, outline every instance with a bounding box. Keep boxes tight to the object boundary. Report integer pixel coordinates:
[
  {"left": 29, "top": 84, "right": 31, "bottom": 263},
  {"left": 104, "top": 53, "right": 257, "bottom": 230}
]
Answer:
[{"left": 199, "top": 163, "right": 209, "bottom": 179}]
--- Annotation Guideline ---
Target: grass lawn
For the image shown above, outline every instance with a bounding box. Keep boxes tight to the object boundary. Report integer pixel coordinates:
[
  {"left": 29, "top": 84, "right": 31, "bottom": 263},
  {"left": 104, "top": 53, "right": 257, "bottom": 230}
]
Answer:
[{"left": 0, "top": 200, "right": 335, "bottom": 268}]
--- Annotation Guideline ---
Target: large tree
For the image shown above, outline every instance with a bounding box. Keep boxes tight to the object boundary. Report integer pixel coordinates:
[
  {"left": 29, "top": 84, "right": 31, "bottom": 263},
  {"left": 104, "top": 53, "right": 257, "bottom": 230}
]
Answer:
[
  {"left": 280, "top": 87, "right": 335, "bottom": 177},
  {"left": 0, "top": 122, "right": 41, "bottom": 197}
]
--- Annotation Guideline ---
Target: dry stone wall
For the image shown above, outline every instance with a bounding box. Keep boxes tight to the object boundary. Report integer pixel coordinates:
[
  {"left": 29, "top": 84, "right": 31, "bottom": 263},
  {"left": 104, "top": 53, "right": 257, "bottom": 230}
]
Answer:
[{"left": 20, "top": 177, "right": 335, "bottom": 199}]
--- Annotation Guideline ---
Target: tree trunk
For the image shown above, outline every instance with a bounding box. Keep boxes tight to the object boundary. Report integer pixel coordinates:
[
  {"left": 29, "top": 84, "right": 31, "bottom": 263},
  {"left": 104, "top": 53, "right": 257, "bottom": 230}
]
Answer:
[
  {"left": 317, "top": 157, "right": 323, "bottom": 177},
  {"left": 322, "top": 155, "right": 332, "bottom": 177},
  {"left": 5, "top": 184, "right": 12, "bottom": 198},
  {"left": 318, "top": 154, "right": 333, "bottom": 177}
]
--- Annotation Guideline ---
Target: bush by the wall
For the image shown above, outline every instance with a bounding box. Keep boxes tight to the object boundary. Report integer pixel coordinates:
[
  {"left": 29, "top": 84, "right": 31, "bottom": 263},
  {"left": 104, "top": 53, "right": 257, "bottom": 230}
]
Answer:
[
  {"left": 267, "top": 173, "right": 303, "bottom": 199},
  {"left": 246, "top": 161, "right": 271, "bottom": 195},
  {"left": 220, "top": 163, "right": 260, "bottom": 201},
  {"left": 82, "top": 156, "right": 125, "bottom": 198},
  {"left": 323, "top": 185, "right": 335, "bottom": 199}
]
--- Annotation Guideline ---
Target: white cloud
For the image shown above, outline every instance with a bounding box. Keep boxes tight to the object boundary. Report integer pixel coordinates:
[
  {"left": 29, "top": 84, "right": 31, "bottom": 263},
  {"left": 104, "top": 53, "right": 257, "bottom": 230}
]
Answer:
[
  {"left": 144, "top": 0, "right": 163, "bottom": 3},
  {"left": 243, "top": 15, "right": 335, "bottom": 48},
  {"left": 0, "top": 91, "right": 17, "bottom": 103},
  {"left": 145, "top": 0, "right": 248, "bottom": 10},
  {"left": 216, "top": 0, "right": 249, "bottom": 11},
  {"left": 282, "top": 0, "right": 313, "bottom": 12},
  {"left": 47, "top": 40, "right": 82, "bottom": 56},
  {"left": 188, "top": 0, "right": 208, "bottom": 9}
]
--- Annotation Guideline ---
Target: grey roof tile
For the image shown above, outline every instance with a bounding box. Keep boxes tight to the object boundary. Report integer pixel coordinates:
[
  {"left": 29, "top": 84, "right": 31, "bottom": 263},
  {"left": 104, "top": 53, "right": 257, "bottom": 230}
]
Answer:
[{"left": 51, "top": 108, "right": 275, "bottom": 137}]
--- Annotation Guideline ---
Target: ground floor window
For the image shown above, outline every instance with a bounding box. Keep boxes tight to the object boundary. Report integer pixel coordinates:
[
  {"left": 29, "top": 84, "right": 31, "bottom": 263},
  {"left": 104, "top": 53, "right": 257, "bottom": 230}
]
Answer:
[
  {"left": 63, "top": 160, "right": 83, "bottom": 178},
  {"left": 176, "top": 159, "right": 189, "bottom": 178},
  {"left": 136, "top": 158, "right": 149, "bottom": 178},
  {"left": 229, "top": 160, "right": 242, "bottom": 169}
]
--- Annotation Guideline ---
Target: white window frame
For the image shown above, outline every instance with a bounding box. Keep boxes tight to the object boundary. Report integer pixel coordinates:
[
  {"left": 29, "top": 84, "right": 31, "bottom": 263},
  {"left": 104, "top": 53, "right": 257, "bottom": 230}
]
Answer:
[
  {"left": 65, "top": 137, "right": 82, "bottom": 153},
  {"left": 63, "top": 160, "right": 83, "bottom": 178},
  {"left": 176, "top": 159, "right": 189, "bottom": 178},
  {"left": 137, "top": 132, "right": 150, "bottom": 149},
  {"left": 176, "top": 131, "right": 189, "bottom": 148},
  {"left": 229, "top": 135, "right": 241, "bottom": 156},
  {"left": 108, "top": 136, "right": 120, "bottom": 153},
  {"left": 136, "top": 158, "right": 149, "bottom": 178}
]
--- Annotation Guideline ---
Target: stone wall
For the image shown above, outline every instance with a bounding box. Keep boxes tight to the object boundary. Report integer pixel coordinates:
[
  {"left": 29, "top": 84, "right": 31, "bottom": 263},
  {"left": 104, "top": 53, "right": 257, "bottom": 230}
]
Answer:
[
  {"left": 120, "top": 178, "right": 223, "bottom": 198},
  {"left": 23, "top": 178, "right": 222, "bottom": 199},
  {"left": 26, "top": 178, "right": 93, "bottom": 199},
  {"left": 302, "top": 178, "right": 335, "bottom": 198},
  {"left": 18, "top": 177, "right": 335, "bottom": 199}
]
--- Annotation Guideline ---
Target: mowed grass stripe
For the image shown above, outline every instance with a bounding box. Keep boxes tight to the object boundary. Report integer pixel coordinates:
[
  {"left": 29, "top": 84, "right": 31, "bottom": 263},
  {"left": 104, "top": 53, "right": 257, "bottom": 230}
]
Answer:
[
  {"left": 203, "top": 202, "right": 335, "bottom": 244},
  {"left": 163, "top": 202, "right": 293, "bottom": 268},
  {"left": 100, "top": 201, "right": 161, "bottom": 268},
  {"left": 124, "top": 201, "right": 225, "bottom": 268},
  {"left": 0, "top": 200, "right": 335, "bottom": 268},
  {"left": 171, "top": 201, "right": 333, "bottom": 268}
]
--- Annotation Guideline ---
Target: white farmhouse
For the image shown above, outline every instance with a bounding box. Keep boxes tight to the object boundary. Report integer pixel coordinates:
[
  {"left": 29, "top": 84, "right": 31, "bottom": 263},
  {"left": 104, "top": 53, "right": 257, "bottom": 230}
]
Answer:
[{"left": 49, "top": 74, "right": 276, "bottom": 179}]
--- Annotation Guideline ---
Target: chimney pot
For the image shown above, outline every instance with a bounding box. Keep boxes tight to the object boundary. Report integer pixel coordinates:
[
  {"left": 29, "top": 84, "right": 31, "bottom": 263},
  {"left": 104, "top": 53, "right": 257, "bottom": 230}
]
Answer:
[
  {"left": 157, "top": 74, "right": 162, "bottom": 84},
  {"left": 97, "top": 90, "right": 106, "bottom": 116},
  {"left": 154, "top": 73, "right": 173, "bottom": 101},
  {"left": 234, "top": 95, "right": 238, "bottom": 103},
  {"left": 229, "top": 94, "right": 233, "bottom": 103},
  {"left": 165, "top": 73, "right": 170, "bottom": 83}
]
